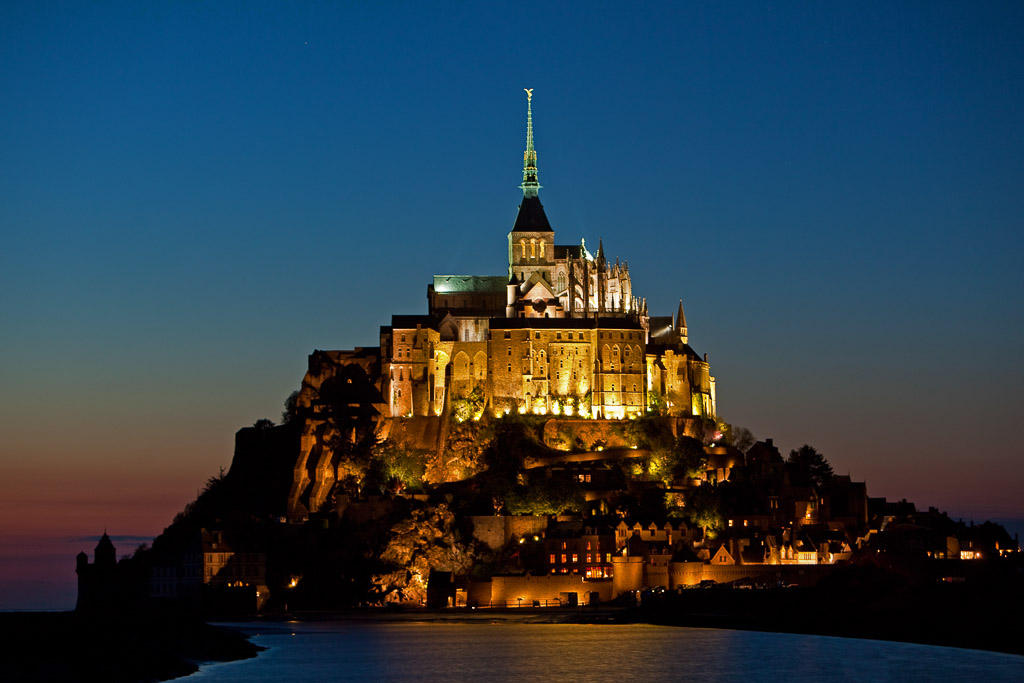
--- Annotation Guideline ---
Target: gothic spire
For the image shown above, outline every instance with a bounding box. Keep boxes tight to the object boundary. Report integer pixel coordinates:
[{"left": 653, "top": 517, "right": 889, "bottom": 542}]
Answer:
[
  {"left": 511, "top": 89, "right": 551, "bottom": 232},
  {"left": 676, "top": 300, "right": 687, "bottom": 329},
  {"left": 520, "top": 88, "right": 541, "bottom": 198},
  {"left": 676, "top": 300, "right": 689, "bottom": 344}
]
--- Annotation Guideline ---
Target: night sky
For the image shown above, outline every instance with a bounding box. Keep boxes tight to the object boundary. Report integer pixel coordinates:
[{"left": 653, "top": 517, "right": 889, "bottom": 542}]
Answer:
[{"left": 2, "top": 2, "right": 1022, "bottom": 609}]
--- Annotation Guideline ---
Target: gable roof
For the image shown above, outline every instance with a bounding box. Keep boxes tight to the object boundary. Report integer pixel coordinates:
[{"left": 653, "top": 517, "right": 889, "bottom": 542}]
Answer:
[
  {"left": 521, "top": 274, "right": 556, "bottom": 301},
  {"left": 432, "top": 275, "right": 509, "bottom": 294}
]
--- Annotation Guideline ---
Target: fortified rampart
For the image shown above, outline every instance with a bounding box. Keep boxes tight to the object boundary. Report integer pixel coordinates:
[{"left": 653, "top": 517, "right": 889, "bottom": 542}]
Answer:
[
  {"left": 479, "top": 562, "right": 836, "bottom": 606},
  {"left": 490, "top": 573, "right": 614, "bottom": 606}
]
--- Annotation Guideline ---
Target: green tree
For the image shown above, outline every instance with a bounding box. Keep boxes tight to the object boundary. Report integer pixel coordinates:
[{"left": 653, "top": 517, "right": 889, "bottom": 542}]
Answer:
[
  {"left": 672, "top": 435, "right": 708, "bottom": 480},
  {"left": 365, "top": 440, "right": 427, "bottom": 494},
  {"left": 787, "top": 444, "right": 833, "bottom": 486},
  {"left": 686, "top": 484, "right": 723, "bottom": 539},
  {"left": 281, "top": 389, "right": 301, "bottom": 424},
  {"left": 505, "top": 475, "right": 583, "bottom": 516}
]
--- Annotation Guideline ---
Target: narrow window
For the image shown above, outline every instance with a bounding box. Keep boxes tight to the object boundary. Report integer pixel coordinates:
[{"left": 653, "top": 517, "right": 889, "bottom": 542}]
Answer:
[{"left": 530, "top": 239, "right": 536, "bottom": 258}]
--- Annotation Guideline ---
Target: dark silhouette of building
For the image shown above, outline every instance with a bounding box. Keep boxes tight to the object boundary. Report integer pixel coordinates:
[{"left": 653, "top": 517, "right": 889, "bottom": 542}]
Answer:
[{"left": 76, "top": 532, "right": 117, "bottom": 612}]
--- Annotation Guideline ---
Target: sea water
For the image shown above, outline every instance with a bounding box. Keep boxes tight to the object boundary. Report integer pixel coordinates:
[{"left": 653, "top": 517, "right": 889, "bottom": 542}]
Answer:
[{"left": 191, "top": 619, "right": 1024, "bottom": 682}]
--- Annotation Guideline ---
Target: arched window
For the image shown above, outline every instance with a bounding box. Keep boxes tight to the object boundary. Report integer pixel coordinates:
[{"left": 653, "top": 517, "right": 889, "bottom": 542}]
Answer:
[
  {"left": 539, "top": 239, "right": 545, "bottom": 258},
  {"left": 557, "top": 272, "right": 567, "bottom": 293},
  {"left": 520, "top": 239, "right": 527, "bottom": 260},
  {"left": 530, "top": 239, "right": 536, "bottom": 258}
]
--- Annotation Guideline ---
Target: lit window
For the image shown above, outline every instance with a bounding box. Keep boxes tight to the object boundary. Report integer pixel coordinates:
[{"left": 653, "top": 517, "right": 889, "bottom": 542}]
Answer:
[
  {"left": 530, "top": 239, "right": 536, "bottom": 258},
  {"left": 586, "top": 554, "right": 592, "bottom": 563},
  {"left": 539, "top": 239, "right": 545, "bottom": 258},
  {"left": 549, "top": 554, "right": 555, "bottom": 564},
  {"left": 572, "top": 554, "right": 578, "bottom": 563},
  {"left": 561, "top": 554, "right": 567, "bottom": 563}
]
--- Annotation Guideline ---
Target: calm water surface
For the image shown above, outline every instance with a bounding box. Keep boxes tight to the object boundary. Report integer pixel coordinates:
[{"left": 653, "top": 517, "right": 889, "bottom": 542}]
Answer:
[{"left": 191, "top": 619, "right": 1024, "bottom": 682}]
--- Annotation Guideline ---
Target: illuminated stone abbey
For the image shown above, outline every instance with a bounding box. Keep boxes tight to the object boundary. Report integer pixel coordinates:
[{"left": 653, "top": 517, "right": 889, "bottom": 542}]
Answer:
[{"left": 300, "top": 91, "right": 715, "bottom": 425}]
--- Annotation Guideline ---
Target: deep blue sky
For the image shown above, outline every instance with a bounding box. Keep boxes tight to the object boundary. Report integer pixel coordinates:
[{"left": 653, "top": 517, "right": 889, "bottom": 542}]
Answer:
[{"left": 2, "top": 2, "right": 1023, "bottom": 608}]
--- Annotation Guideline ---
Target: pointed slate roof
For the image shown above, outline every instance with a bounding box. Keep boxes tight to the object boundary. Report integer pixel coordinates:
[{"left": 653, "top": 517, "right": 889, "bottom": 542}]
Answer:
[
  {"left": 676, "top": 300, "right": 687, "bottom": 331},
  {"left": 512, "top": 195, "right": 552, "bottom": 231}
]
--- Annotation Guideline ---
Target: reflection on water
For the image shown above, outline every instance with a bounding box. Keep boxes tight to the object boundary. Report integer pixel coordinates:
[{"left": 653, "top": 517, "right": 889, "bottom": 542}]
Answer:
[{"left": 191, "top": 620, "right": 1024, "bottom": 682}]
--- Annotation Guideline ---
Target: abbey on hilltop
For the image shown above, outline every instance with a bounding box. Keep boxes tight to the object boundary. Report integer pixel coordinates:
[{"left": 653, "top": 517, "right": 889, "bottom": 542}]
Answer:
[{"left": 298, "top": 91, "right": 715, "bottom": 427}]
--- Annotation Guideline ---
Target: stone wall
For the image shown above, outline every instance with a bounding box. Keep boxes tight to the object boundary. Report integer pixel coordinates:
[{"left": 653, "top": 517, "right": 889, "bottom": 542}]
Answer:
[
  {"left": 668, "top": 562, "right": 835, "bottom": 588},
  {"left": 378, "top": 417, "right": 443, "bottom": 452},
  {"left": 490, "top": 573, "right": 614, "bottom": 605},
  {"left": 468, "top": 515, "right": 549, "bottom": 551}
]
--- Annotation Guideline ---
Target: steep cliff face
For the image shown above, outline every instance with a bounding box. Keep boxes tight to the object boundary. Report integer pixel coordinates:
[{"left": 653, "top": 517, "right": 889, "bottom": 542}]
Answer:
[
  {"left": 229, "top": 422, "right": 300, "bottom": 518},
  {"left": 288, "top": 350, "right": 387, "bottom": 518}
]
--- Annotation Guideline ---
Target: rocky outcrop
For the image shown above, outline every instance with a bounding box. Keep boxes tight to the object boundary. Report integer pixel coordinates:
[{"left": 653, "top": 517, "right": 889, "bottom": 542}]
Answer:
[{"left": 371, "top": 504, "right": 478, "bottom": 605}]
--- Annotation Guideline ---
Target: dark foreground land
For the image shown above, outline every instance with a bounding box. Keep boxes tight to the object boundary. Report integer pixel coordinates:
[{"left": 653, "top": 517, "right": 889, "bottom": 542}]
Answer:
[
  {"left": 1, "top": 609, "right": 262, "bottom": 682},
  {"left": 633, "top": 566, "right": 1024, "bottom": 656},
  {"left": 270, "top": 564, "right": 1024, "bottom": 657}
]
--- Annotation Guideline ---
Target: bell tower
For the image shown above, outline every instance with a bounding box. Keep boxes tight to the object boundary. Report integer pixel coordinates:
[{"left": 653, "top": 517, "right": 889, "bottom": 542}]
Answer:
[{"left": 508, "top": 89, "right": 555, "bottom": 288}]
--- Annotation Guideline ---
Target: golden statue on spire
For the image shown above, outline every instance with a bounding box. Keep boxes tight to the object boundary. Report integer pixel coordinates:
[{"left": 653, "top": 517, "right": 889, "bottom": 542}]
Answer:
[{"left": 524, "top": 88, "right": 533, "bottom": 101}]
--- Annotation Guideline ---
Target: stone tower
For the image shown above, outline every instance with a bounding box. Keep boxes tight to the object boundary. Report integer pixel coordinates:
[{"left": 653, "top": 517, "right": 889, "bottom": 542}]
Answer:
[{"left": 508, "top": 89, "right": 555, "bottom": 290}]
